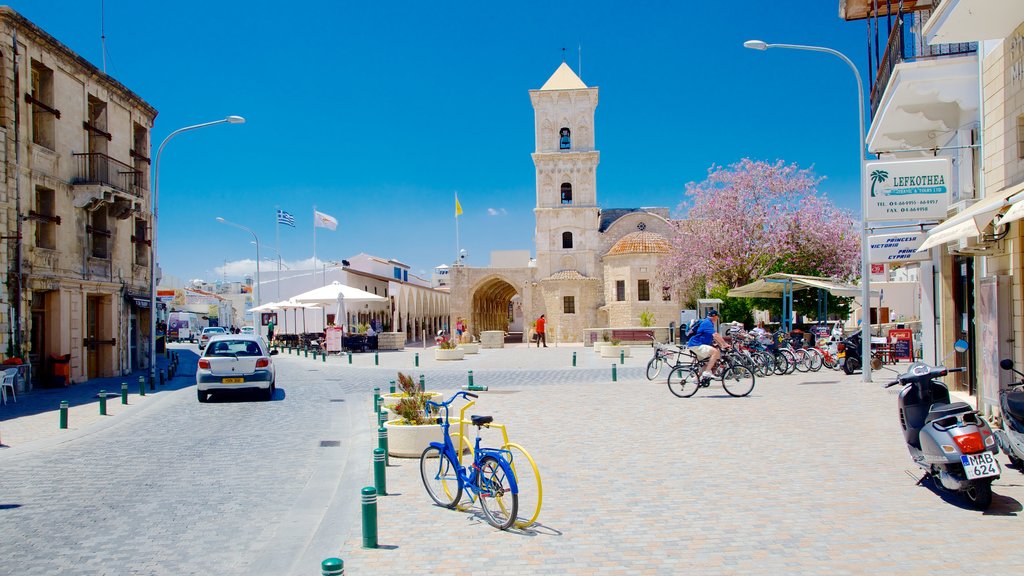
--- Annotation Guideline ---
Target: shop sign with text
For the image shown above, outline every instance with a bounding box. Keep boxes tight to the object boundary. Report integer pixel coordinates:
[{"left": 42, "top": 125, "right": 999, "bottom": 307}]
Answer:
[
  {"left": 869, "top": 232, "right": 930, "bottom": 263},
  {"left": 866, "top": 158, "right": 951, "bottom": 221}
]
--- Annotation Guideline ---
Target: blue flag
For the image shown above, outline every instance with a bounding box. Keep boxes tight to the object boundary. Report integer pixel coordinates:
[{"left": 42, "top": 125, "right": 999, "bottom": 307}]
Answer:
[{"left": 276, "top": 209, "right": 295, "bottom": 227}]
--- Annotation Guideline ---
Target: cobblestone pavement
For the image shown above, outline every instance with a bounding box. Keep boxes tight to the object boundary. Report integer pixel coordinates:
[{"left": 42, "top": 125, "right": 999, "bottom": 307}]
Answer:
[{"left": 2, "top": 344, "right": 1024, "bottom": 574}]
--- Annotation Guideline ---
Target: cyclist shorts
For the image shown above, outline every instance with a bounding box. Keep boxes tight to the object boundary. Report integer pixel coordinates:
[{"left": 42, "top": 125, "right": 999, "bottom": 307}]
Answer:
[{"left": 688, "top": 345, "right": 715, "bottom": 360}]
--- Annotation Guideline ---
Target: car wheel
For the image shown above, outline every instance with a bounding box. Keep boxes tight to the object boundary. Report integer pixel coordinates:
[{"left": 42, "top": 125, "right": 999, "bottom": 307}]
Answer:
[
  {"left": 265, "top": 382, "right": 275, "bottom": 401},
  {"left": 197, "top": 390, "right": 208, "bottom": 403}
]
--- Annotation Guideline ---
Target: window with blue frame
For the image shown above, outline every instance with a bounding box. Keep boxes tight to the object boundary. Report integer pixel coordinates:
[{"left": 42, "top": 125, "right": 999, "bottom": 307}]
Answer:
[
  {"left": 393, "top": 267, "right": 402, "bottom": 280},
  {"left": 403, "top": 270, "right": 408, "bottom": 282},
  {"left": 559, "top": 127, "right": 571, "bottom": 150}
]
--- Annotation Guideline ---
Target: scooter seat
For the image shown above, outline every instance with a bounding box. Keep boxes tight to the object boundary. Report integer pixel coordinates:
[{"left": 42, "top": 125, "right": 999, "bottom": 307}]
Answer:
[
  {"left": 925, "top": 401, "right": 973, "bottom": 424},
  {"left": 1005, "top": 390, "right": 1024, "bottom": 421}
]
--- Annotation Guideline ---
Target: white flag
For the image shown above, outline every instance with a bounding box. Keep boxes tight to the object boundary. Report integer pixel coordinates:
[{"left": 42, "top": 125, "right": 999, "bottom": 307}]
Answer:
[{"left": 314, "top": 210, "right": 338, "bottom": 231}]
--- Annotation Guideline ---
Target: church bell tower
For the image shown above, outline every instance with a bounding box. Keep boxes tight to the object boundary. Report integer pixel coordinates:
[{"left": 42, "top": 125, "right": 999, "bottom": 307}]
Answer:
[{"left": 529, "top": 63, "right": 601, "bottom": 279}]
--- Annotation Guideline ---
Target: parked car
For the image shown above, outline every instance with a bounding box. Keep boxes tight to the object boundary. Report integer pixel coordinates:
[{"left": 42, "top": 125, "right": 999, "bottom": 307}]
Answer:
[
  {"left": 198, "top": 326, "right": 227, "bottom": 351},
  {"left": 196, "top": 334, "right": 278, "bottom": 402},
  {"left": 240, "top": 326, "right": 256, "bottom": 335}
]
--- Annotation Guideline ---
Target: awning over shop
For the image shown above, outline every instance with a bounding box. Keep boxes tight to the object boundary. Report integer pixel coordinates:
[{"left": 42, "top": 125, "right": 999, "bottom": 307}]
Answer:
[
  {"left": 917, "top": 181, "right": 1024, "bottom": 251},
  {"left": 727, "top": 274, "right": 876, "bottom": 332},
  {"left": 125, "top": 292, "right": 151, "bottom": 308},
  {"left": 726, "top": 273, "right": 875, "bottom": 299}
]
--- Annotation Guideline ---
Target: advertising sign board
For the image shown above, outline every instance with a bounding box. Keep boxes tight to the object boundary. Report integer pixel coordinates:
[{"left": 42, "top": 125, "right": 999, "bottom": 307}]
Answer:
[
  {"left": 868, "top": 232, "right": 930, "bottom": 263},
  {"left": 889, "top": 328, "right": 913, "bottom": 361},
  {"left": 866, "top": 158, "right": 951, "bottom": 221}
]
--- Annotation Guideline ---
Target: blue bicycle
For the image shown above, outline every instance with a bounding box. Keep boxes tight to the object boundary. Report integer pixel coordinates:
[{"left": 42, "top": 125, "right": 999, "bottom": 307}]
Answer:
[{"left": 419, "top": 391, "right": 520, "bottom": 530}]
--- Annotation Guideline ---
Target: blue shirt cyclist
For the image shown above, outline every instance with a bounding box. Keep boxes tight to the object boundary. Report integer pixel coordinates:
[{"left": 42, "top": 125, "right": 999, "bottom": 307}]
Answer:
[{"left": 686, "top": 310, "right": 730, "bottom": 381}]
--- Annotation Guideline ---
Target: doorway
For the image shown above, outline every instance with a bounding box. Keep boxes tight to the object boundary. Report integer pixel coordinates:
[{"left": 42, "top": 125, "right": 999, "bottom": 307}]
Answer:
[
  {"left": 86, "top": 295, "right": 102, "bottom": 379},
  {"left": 952, "top": 256, "right": 976, "bottom": 395}
]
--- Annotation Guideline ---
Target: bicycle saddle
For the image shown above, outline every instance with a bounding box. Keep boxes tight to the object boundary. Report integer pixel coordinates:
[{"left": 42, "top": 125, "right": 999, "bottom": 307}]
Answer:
[{"left": 471, "top": 415, "right": 493, "bottom": 427}]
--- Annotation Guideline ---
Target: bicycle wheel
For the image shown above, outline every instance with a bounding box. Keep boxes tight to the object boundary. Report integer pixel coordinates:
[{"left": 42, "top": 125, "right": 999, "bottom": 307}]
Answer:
[
  {"left": 757, "top": 351, "right": 776, "bottom": 376},
  {"left": 667, "top": 365, "right": 701, "bottom": 398},
  {"left": 504, "top": 443, "right": 542, "bottom": 528},
  {"left": 722, "top": 364, "right": 755, "bottom": 397},
  {"left": 778, "top": 349, "right": 797, "bottom": 374},
  {"left": 806, "top": 349, "right": 824, "bottom": 372},
  {"left": 477, "top": 455, "right": 518, "bottom": 530},
  {"left": 420, "top": 446, "right": 462, "bottom": 509},
  {"left": 646, "top": 356, "right": 663, "bottom": 380},
  {"left": 772, "top": 352, "right": 788, "bottom": 375},
  {"left": 793, "top": 350, "right": 811, "bottom": 372}
]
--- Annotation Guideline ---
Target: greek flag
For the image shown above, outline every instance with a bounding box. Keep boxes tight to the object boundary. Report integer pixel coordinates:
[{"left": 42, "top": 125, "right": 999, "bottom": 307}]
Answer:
[{"left": 276, "top": 209, "right": 295, "bottom": 227}]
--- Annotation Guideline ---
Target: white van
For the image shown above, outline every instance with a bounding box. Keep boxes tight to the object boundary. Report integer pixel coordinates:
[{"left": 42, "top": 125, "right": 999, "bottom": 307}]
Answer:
[{"left": 168, "top": 312, "right": 201, "bottom": 342}]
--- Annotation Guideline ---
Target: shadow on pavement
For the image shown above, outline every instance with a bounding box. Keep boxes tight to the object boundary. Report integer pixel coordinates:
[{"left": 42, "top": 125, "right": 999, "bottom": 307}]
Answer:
[
  {"left": 202, "top": 387, "right": 285, "bottom": 403},
  {"left": 0, "top": 347, "right": 198, "bottom": 423}
]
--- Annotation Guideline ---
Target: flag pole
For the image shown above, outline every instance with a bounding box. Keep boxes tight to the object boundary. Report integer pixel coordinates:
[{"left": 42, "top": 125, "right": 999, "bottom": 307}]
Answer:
[
  {"left": 312, "top": 204, "right": 318, "bottom": 286},
  {"left": 275, "top": 205, "right": 281, "bottom": 301}
]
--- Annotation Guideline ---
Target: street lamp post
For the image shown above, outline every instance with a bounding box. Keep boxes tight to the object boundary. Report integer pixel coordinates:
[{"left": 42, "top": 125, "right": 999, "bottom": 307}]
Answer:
[
  {"left": 149, "top": 115, "right": 244, "bottom": 386},
  {"left": 217, "top": 217, "right": 262, "bottom": 309},
  {"left": 253, "top": 241, "right": 284, "bottom": 301},
  {"left": 743, "top": 40, "right": 872, "bottom": 383}
]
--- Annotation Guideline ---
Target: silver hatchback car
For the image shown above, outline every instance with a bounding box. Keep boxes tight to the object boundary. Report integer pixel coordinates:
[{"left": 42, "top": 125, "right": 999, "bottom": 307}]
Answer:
[{"left": 196, "top": 334, "right": 278, "bottom": 402}]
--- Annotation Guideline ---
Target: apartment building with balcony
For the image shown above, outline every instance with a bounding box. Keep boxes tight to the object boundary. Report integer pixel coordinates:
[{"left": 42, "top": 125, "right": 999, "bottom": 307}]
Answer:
[
  {"left": 0, "top": 7, "right": 157, "bottom": 385},
  {"left": 842, "top": 0, "right": 1024, "bottom": 410}
]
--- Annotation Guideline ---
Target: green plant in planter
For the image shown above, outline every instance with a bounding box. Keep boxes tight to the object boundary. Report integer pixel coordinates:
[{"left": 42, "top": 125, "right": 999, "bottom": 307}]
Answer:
[
  {"left": 610, "top": 339, "right": 621, "bottom": 346},
  {"left": 639, "top": 310, "right": 654, "bottom": 327},
  {"left": 392, "top": 372, "right": 430, "bottom": 425},
  {"left": 438, "top": 339, "right": 458, "bottom": 350}
]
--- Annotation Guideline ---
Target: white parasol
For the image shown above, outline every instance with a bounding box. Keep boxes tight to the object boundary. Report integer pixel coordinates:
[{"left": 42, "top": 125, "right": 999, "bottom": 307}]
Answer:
[{"left": 290, "top": 281, "right": 387, "bottom": 331}]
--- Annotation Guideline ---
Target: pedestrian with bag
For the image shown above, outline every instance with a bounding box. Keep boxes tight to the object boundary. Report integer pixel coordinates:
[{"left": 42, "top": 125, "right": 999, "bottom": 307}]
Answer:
[{"left": 536, "top": 314, "right": 547, "bottom": 347}]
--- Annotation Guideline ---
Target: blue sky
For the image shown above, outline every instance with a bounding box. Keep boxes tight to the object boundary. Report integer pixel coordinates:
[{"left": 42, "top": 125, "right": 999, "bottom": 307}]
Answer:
[{"left": 18, "top": 1, "right": 871, "bottom": 283}]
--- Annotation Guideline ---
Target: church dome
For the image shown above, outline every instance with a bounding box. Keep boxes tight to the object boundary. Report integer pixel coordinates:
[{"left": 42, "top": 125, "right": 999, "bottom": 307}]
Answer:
[{"left": 606, "top": 231, "right": 671, "bottom": 256}]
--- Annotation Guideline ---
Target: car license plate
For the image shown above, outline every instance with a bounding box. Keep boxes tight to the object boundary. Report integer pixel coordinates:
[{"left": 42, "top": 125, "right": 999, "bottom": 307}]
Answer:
[
  {"left": 961, "top": 452, "right": 1000, "bottom": 479},
  {"left": 221, "top": 377, "right": 244, "bottom": 384}
]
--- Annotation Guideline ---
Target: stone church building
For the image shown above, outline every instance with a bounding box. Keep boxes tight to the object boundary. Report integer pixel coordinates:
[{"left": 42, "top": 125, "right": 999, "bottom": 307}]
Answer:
[{"left": 449, "top": 63, "right": 679, "bottom": 344}]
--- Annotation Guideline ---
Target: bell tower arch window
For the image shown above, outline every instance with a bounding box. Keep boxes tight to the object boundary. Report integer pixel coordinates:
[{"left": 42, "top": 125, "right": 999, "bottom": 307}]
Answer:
[
  {"left": 560, "top": 183, "right": 573, "bottom": 205},
  {"left": 559, "top": 127, "right": 571, "bottom": 150},
  {"left": 562, "top": 231, "right": 573, "bottom": 249}
]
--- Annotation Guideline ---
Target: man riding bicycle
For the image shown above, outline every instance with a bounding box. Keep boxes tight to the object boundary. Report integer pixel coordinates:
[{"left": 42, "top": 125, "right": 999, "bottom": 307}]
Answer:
[{"left": 687, "top": 309, "right": 731, "bottom": 381}]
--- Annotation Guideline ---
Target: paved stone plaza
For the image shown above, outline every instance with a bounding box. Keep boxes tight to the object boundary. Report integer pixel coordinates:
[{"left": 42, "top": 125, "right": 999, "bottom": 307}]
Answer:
[{"left": 2, "top": 344, "right": 1024, "bottom": 575}]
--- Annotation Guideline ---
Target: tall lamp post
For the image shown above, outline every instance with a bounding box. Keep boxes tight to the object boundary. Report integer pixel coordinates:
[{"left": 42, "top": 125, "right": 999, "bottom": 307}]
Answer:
[
  {"left": 217, "top": 217, "right": 262, "bottom": 309},
  {"left": 149, "top": 115, "right": 244, "bottom": 385},
  {"left": 743, "top": 40, "right": 872, "bottom": 383},
  {"left": 253, "top": 241, "right": 285, "bottom": 301}
]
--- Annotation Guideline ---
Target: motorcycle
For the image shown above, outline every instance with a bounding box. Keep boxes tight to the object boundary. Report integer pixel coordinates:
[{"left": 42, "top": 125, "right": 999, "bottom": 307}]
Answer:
[
  {"left": 884, "top": 340, "right": 1001, "bottom": 509},
  {"left": 995, "top": 359, "right": 1024, "bottom": 473},
  {"left": 837, "top": 330, "right": 864, "bottom": 375}
]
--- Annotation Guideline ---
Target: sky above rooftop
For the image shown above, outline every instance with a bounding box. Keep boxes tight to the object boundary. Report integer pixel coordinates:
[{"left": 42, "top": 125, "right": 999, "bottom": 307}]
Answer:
[{"left": 17, "top": 1, "right": 872, "bottom": 284}]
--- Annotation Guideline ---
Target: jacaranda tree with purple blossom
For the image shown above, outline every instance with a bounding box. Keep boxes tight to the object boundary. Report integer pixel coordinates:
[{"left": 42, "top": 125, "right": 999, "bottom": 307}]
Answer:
[{"left": 661, "top": 159, "right": 860, "bottom": 319}]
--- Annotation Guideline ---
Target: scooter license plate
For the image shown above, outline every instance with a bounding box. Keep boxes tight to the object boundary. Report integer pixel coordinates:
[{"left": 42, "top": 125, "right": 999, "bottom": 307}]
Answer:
[
  {"left": 960, "top": 452, "right": 1000, "bottom": 480},
  {"left": 837, "top": 352, "right": 846, "bottom": 359}
]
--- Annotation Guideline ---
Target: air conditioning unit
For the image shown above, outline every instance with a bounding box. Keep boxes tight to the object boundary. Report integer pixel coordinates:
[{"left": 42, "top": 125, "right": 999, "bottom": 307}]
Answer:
[{"left": 953, "top": 234, "right": 993, "bottom": 256}]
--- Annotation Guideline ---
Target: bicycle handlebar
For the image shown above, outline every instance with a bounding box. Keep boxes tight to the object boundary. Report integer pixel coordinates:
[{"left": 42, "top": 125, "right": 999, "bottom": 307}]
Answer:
[{"left": 424, "top": 390, "right": 478, "bottom": 410}]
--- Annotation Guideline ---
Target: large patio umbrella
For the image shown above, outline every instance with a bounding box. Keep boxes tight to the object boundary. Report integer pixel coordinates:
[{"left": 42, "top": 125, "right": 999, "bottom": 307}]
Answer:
[
  {"left": 291, "top": 281, "right": 387, "bottom": 330},
  {"left": 277, "top": 299, "right": 318, "bottom": 335},
  {"left": 247, "top": 301, "right": 284, "bottom": 336}
]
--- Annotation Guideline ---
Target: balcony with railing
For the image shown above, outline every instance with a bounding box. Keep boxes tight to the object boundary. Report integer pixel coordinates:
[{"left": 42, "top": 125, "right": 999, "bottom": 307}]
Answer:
[
  {"left": 72, "top": 152, "right": 146, "bottom": 198},
  {"left": 869, "top": 7, "right": 976, "bottom": 118}
]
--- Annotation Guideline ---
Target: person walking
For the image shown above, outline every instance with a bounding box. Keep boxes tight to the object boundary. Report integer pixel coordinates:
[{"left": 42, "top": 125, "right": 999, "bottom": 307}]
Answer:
[
  {"left": 267, "top": 316, "right": 276, "bottom": 342},
  {"left": 536, "top": 314, "right": 547, "bottom": 348}
]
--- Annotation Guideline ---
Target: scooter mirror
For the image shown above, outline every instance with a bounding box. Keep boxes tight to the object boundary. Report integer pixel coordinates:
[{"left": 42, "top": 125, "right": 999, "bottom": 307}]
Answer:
[
  {"left": 1000, "top": 358, "right": 1014, "bottom": 370},
  {"left": 954, "top": 339, "right": 969, "bottom": 353}
]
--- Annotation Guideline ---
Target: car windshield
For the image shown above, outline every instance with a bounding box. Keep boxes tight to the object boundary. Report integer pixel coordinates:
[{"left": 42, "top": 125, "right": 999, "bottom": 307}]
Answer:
[
  {"left": 204, "top": 339, "right": 264, "bottom": 357},
  {"left": 204, "top": 328, "right": 225, "bottom": 334}
]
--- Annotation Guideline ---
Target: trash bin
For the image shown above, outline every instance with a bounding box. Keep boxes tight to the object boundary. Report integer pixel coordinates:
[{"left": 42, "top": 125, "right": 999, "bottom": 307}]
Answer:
[{"left": 49, "top": 353, "right": 71, "bottom": 388}]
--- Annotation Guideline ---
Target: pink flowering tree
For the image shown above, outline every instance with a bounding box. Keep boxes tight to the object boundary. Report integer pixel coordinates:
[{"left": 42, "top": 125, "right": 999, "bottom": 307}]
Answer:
[{"left": 660, "top": 159, "right": 860, "bottom": 318}]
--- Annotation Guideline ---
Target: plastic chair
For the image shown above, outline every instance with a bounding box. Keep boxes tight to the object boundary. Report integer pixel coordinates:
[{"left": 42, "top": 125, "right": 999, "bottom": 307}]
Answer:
[{"left": 1, "top": 368, "right": 17, "bottom": 405}]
